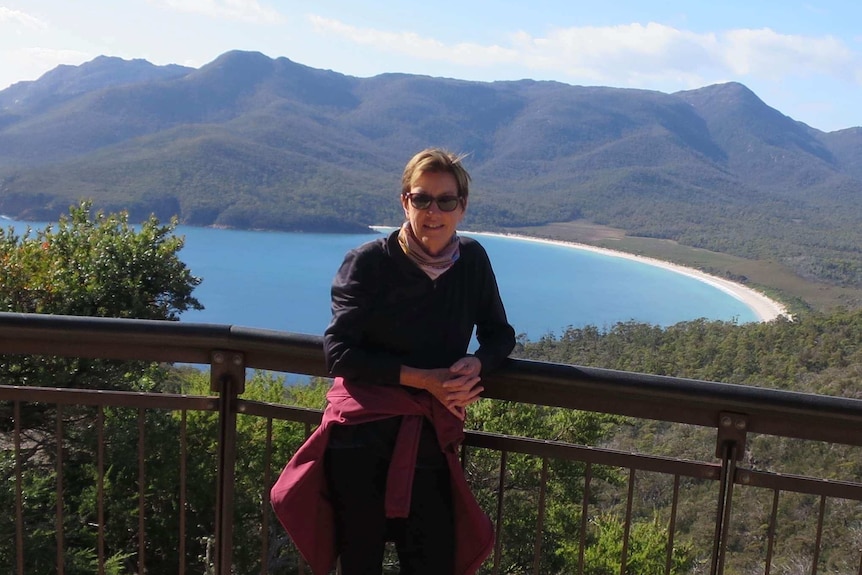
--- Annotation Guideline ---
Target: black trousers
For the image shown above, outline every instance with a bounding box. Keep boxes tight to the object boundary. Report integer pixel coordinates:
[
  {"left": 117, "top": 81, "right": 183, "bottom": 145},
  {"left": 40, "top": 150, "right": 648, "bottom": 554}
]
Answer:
[{"left": 325, "top": 447, "right": 455, "bottom": 575}]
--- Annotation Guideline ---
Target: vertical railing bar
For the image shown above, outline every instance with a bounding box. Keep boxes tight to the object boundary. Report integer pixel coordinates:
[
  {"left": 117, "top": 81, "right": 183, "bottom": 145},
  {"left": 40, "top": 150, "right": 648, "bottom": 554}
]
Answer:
[
  {"left": 215, "top": 377, "right": 239, "bottom": 575},
  {"left": 56, "top": 405, "right": 65, "bottom": 575},
  {"left": 14, "top": 400, "right": 24, "bottom": 575},
  {"left": 212, "top": 350, "right": 246, "bottom": 575},
  {"left": 532, "top": 457, "right": 549, "bottom": 575},
  {"left": 138, "top": 408, "right": 146, "bottom": 575},
  {"left": 710, "top": 450, "right": 729, "bottom": 575},
  {"left": 713, "top": 444, "right": 738, "bottom": 575},
  {"left": 664, "top": 474, "right": 680, "bottom": 575},
  {"left": 261, "top": 418, "right": 273, "bottom": 575},
  {"left": 578, "top": 462, "right": 592, "bottom": 575},
  {"left": 97, "top": 406, "right": 106, "bottom": 575},
  {"left": 460, "top": 443, "right": 468, "bottom": 470},
  {"left": 213, "top": 371, "right": 224, "bottom": 575},
  {"left": 810, "top": 494, "right": 826, "bottom": 575},
  {"left": 619, "top": 468, "right": 636, "bottom": 575},
  {"left": 764, "top": 489, "right": 779, "bottom": 575},
  {"left": 493, "top": 450, "right": 509, "bottom": 575},
  {"left": 180, "top": 410, "right": 188, "bottom": 575}
]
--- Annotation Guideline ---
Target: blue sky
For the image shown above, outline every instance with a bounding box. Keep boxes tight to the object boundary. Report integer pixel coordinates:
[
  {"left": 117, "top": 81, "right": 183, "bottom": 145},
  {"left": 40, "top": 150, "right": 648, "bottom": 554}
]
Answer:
[{"left": 1, "top": 0, "right": 861, "bottom": 132}]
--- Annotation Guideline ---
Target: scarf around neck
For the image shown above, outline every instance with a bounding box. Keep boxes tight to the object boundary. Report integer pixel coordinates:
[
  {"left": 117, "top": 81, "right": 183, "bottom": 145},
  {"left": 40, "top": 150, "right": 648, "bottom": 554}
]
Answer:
[{"left": 398, "top": 222, "right": 460, "bottom": 280}]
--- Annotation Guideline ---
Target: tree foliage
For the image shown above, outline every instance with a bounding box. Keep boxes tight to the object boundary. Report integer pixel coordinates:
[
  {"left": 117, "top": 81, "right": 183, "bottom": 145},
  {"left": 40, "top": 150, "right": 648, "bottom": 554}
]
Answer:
[
  {"left": 0, "top": 200, "right": 201, "bottom": 319},
  {"left": 580, "top": 513, "right": 695, "bottom": 575}
]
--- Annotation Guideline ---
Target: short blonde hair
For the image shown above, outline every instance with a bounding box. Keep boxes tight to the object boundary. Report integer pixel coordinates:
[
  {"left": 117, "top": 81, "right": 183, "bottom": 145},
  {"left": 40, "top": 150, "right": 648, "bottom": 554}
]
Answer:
[{"left": 401, "top": 148, "right": 471, "bottom": 201}]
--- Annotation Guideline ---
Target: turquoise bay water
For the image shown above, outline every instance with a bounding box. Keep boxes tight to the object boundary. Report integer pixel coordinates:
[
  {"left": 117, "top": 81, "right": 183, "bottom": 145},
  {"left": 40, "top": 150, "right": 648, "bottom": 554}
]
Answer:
[
  {"left": 3, "top": 220, "right": 757, "bottom": 339},
  {"left": 161, "top": 226, "right": 758, "bottom": 339}
]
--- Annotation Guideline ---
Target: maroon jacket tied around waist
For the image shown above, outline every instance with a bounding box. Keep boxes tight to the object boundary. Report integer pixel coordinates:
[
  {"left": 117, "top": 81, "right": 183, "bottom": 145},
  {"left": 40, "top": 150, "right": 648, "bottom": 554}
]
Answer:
[{"left": 270, "top": 377, "right": 494, "bottom": 575}]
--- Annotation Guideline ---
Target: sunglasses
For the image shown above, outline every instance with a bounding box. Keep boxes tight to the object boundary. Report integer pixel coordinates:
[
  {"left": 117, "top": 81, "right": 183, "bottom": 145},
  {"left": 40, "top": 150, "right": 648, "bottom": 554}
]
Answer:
[{"left": 404, "top": 192, "right": 463, "bottom": 212}]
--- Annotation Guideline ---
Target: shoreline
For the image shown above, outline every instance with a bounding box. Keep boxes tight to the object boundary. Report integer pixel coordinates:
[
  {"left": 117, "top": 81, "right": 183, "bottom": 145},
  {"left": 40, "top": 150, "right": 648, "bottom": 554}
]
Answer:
[
  {"left": 372, "top": 225, "right": 789, "bottom": 323},
  {"left": 474, "top": 231, "right": 790, "bottom": 323}
]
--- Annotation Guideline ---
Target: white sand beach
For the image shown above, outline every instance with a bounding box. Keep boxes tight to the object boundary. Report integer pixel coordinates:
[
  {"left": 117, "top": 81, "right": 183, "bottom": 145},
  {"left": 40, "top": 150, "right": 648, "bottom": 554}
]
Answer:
[{"left": 473, "top": 231, "right": 790, "bottom": 323}]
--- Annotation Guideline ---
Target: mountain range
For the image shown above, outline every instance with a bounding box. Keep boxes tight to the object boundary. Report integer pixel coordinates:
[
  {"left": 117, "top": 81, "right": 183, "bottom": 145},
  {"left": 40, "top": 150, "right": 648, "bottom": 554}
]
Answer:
[{"left": 1, "top": 50, "right": 861, "bottom": 291}]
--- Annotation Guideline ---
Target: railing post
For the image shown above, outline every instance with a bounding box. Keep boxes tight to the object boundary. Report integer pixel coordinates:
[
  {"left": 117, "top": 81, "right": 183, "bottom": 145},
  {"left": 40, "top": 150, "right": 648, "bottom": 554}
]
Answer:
[
  {"left": 710, "top": 412, "right": 748, "bottom": 575},
  {"left": 211, "top": 350, "right": 246, "bottom": 575}
]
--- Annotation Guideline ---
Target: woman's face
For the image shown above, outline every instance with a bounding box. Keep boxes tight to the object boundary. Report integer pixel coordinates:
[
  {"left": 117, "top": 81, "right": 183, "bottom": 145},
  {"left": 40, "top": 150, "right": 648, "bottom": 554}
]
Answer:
[{"left": 401, "top": 170, "right": 465, "bottom": 256}]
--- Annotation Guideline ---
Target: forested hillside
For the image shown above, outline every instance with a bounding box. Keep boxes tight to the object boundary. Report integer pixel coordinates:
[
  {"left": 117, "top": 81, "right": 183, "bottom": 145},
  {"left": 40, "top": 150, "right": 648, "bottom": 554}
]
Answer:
[{"left": 2, "top": 50, "right": 862, "bottom": 297}]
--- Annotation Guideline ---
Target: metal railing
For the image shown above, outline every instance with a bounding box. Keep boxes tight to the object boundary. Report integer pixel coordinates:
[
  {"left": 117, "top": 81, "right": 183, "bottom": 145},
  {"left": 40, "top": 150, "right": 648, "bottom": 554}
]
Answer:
[{"left": 2, "top": 311, "right": 862, "bottom": 574}]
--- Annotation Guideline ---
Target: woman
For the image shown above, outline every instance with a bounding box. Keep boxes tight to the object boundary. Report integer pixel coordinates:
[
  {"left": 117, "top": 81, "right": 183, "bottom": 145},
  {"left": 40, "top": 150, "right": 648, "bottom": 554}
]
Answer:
[{"left": 271, "top": 148, "right": 515, "bottom": 575}]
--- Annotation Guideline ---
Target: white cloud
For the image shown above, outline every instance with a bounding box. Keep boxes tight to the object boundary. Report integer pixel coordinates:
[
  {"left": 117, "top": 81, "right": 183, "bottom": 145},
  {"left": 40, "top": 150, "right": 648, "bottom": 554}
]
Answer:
[
  {"left": 510, "top": 23, "right": 723, "bottom": 87},
  {"left": 721, "top": 28, "right": 855, "bottom": 80},
  {"left": 307, "top": 16, "right": 862, "bottom": 90},
  {"left": 151, "top": 0, "right": 284, "bottom": 24},
  {"left": 308, "top": 15, "right": 521, "bottom": 67},
  {"left": 0, "top": 7, "right": 48, "bottom": 30}
]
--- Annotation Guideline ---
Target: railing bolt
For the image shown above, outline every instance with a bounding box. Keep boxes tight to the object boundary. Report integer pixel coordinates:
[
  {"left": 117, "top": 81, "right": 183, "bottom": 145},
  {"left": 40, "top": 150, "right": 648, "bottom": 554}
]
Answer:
[
  {"left": 232, "top": 354, "right": 243, "bottom": 366},
  {"left": 716, "top": 412, "right": 748, "bottom": 461},
  {"left": 213, "top": 352, "right": 224, "bottom": 364},
  {"left": 739, "top": 472, "right": 750, "bottom": 484}
]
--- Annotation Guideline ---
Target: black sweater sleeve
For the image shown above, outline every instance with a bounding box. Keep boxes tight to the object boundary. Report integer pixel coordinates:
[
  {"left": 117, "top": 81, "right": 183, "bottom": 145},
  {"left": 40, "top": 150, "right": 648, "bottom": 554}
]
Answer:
[
  {"left": 470, "top": 242, "right": 516, "bottom": 374},
  {"left": 322, "top": 245, "right": 403, "bottom": 385}
]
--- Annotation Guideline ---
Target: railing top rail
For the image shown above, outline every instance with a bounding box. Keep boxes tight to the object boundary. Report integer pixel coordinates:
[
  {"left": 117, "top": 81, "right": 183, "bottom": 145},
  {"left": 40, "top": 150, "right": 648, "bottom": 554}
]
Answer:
[
  {"left": 2, "top": 311, "right": 861, "bottom": 446},
  {"left": 0, "top": 311, "right": 326, "bottom": 375}
]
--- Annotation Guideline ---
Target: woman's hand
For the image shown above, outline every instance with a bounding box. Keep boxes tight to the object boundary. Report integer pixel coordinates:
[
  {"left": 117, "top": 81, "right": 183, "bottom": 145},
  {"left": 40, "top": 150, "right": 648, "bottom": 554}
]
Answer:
[
  {"left": 443, "top": 356, "right": 484, "bottom": 412},
  {"left": 448, "top": 356, "right": 481, "bottom": 378},
  {"left": 400, "top": 361, "right": 483, "bottom": 420},
  {"left": 401, "top": 360, "right": 483, "bottom": 420}
]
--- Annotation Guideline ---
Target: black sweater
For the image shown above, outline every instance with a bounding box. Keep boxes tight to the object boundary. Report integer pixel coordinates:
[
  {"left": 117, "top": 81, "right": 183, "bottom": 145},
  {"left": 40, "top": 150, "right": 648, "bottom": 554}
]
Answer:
[
  {"left": 324, "top": 230, "right": 515, "bottom": 384},
  {"left": 322, "top": 230, "right": 516, "bottom": 462}
]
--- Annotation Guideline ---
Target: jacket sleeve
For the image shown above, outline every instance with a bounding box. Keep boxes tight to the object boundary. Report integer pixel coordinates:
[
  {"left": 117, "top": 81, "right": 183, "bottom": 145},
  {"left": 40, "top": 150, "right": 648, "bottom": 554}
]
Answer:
[
  {"left": 472, "top": 245, "right": 516, "bottom": 375},
  {"left": 322, "top": 247, "right": 403, "bottom": 385}
]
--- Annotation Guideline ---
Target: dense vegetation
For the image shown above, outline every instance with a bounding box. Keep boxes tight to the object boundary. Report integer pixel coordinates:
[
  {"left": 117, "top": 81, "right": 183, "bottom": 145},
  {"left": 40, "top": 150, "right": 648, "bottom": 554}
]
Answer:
[
  {"left": 0, "top": 202, "right": 201, "bottom": 320},
  {"left": 515, "top": 313, "right": 862, "bottom": 392},
  {"left": 2, "top": 51, "right": 862, "bottom": 294}
]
